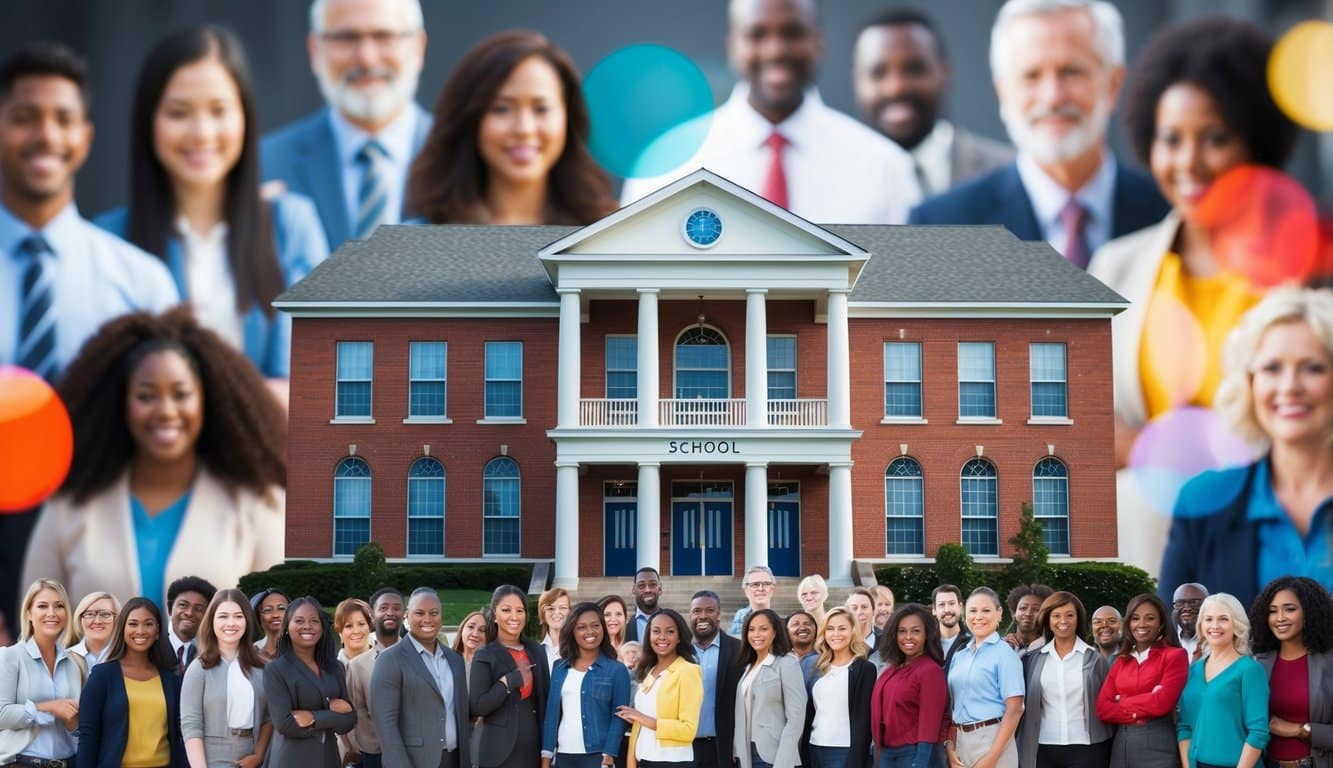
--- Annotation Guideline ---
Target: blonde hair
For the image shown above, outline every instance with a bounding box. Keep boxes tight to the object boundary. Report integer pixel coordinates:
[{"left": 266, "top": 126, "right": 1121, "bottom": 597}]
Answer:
[
  {"left": 1214, "top": 286, "right": 1333, "bottom": 447},
  {"left": 334, "top": 598, "right": 373, "bottom": 634},
  {"left": 538, "top": 587, "right": 571, "bottom": 636},
  {"left": 814, "top": 606, "right": 869, "bottom": 675},
  {"left": 69, "top": 591, "right": 121, "bottom": 644},
  {"left": 1199, "top": 593, "right": 1252, "bottom": 655},
  {"left": 19, "top": 579, "right": 76, "bottom": 647}
]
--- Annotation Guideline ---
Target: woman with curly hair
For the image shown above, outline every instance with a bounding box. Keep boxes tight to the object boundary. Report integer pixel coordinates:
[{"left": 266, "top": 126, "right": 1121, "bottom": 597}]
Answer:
[
  {"left": 406, "top": 29, "right": 615, "bottom": 225},
  {"left": 21, "top": 305, "right": 286, "bottom": 609},
  {"left": 1250, "top": 577, "right": 1333, "bottom": 768}
]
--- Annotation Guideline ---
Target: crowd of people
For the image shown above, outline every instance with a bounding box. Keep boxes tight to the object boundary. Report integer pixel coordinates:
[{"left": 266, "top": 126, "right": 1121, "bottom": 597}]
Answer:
[{"left": 3, "top": 569, "right": 1333, "bottom": 768}]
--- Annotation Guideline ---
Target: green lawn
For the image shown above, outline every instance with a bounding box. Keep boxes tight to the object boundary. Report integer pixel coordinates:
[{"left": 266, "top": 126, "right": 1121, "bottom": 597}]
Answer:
[{"left": 440, "top": 589, "right": 493, "bottom": 625}]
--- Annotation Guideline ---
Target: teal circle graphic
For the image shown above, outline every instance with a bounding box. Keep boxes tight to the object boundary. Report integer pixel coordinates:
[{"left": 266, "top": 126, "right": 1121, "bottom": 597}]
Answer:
[{"left": 583, "top": 44, "right": 714, "bottom": 179}]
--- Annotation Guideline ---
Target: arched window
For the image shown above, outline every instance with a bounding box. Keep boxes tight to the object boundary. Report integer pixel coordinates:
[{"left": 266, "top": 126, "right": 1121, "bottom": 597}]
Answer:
[
  {"left": 1033, "top": 458, "right": 1070, "bottom": 555},
  {"left": 674, "top": 326, "right": 730, "bottom": 399},
  {"left": 885, "top": 457, "right": 924, "bottom": 555},
  {"left": 960, "top": 458, "right": 998, "bottom": 556},
  {"left": 483, "top": 457, "right": 521, "bottom": 556},
  {"left": 333, "top": 457, "right": 371, "bottom": 556},
  {"left": 407, "top": 457, "right": 445, "bottom": 556}
]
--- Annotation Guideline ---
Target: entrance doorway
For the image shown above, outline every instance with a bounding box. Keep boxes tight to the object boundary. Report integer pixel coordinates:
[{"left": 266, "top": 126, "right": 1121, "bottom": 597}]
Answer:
[{"left": 670, "top": 481, "right": 733, "bottom": 576}]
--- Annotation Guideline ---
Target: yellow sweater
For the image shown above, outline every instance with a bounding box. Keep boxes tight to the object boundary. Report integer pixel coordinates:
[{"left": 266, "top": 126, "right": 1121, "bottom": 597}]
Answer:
[{"left": 627, "top": 656, "right": 703, "bottom": 768}]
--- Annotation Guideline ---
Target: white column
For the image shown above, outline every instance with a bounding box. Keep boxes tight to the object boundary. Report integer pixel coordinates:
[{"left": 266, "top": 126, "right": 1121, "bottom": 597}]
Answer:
[
  {"left": 636, "top": 462, "right": 661, "bottom": 573},
  {"left": 553, "top": 462, "right": 580, "bottom": 588},
  {"left": 827, "top": 461, "right": 854, "bottom": 585},
  {"left": 745, "top": 463, "right": 769, "bottom": 569},
  {"left": 557, "top": 289, "right": 581, "bottom": 428},
  {"left": 637, "top": 289, "right": 659, "bottom": 427},
  {"left": 746, "top": 289, "right": 768, "bottom": 427},
  {"left": 827, "top": 289, "right": 851, "bottom": 427}
]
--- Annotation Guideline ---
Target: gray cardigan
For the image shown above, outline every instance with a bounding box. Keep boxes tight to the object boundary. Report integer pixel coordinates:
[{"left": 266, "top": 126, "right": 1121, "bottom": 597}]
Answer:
[
  {"left": 179, "top": 658, "right": 269, "bottom": 748},
  {"left": 1018, "top": 642, "right": 1111, "bottom": 768},
  {"left": 1256, "top": 650, "right": 1333, "bottom": 768}
]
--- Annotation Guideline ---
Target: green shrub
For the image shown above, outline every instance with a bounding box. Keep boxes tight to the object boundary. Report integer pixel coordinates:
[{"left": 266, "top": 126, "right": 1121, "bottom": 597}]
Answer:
[
  {"left": 349, "top": 542, "right": 389, "bottom": 600},
  {"left": 875, "top": 558, "right": 1154, "bottom": 616},
  {"left": 933, "top": 543, "right": 978, "bottom": 594},
  {"left": 239, "top": 560, "right": 533, "bottom": 609}
]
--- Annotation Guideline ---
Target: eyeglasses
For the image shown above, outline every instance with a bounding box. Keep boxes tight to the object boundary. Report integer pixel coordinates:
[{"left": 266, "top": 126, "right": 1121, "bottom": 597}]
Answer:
[
  {"left": 80, "top": 610, "right": 115, "bottom": 622},
  {"left": 1172, "top": 599, "right": 1203, "bottom": 609},
  {"left": 319, "top": 28, "right": 418, "bottom": 50},
  {"left": 745, "top": 581, "right": 775, "bottom": 589}
]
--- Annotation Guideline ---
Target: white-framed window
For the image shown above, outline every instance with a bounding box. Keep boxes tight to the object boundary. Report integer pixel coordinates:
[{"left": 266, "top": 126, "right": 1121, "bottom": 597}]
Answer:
[
  {"left": 333, "top": 457, "right": 371, "bottom": 555},
  {"left": 606, "top": 336, "right": 637, "bottom": 400},
  {"left": 1033, "top": 458, "right": 1070, "bottom": 555},
  {"left": 484, "top": 341, "right": 523, "bottom": 418},
  {"left": 674, "top": 326, "right": 730, "bottom": 398},
  {"left": 335, "top": 341, "right": 373, "bottom": 418},
  {"left": 884, "top": 342, "right": 923, "bottom": 418},
  {"left": 408, "top": 341, "right": 447, "bottom": 418},
  {"left": 767, "top": 335, "right": 797, "bottom": 400},
  {"left": 960, "top": 458, "right": 998, "bottom": 556},
  {"left": 885, "top": 457, "right": 924, "bottom": 555},
  {"left": 1030, "top": 343, "right": 1068, "bottom": 418},
  {"left": 483, "top": 457, "right": 521, "bottom": 555},
  {"left": 407, "top": 457, "right": 445, "bottom": 556},
  {"left": 958, "top": 342, "right": 996, "bottom": 418}
]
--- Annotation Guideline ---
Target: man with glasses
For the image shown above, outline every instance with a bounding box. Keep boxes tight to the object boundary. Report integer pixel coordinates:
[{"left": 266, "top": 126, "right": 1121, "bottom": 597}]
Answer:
[
  {"left": 166, "top": 576, "right": 216, "bottom": 675},
  {"left": 1171, "top": 582, "right": 1208, "bottom": 661},
  {"left": 262, "top": 0, "right": 432, "bottom": 248},
  {"left": 729, "top": 565, "right": 776, "bottom": 635}
]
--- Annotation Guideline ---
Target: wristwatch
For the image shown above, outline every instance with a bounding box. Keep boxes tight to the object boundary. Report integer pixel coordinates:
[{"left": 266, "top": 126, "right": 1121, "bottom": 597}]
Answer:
[{"left": 1301, "top": 722, "right": 1312, "bottom": 740}]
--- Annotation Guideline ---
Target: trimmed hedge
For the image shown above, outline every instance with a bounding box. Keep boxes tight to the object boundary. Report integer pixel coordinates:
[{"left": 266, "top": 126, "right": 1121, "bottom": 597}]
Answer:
[
  {"left": 874, "top": 559, "right": 1156, "bottom": 617},
  {"left": 238, "top": 560, "right": 534, "bottom": 608}
]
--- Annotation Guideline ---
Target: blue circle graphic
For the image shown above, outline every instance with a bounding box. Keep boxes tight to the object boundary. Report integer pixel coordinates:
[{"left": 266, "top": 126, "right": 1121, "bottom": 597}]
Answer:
[
  {"left": 684, "top": 209, "right": 723, "bottom": 247},
  {"left": 583, "top": 44, "right": 714, "bottom": 179}
]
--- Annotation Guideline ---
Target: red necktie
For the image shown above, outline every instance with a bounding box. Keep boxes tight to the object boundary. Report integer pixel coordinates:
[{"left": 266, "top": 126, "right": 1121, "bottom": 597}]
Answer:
[
  {"left": 1060, "top": 198, "right": 1090, "bottom": 269},
  {"left": 762, "top": 131, "right": 789, "bottom": 209}
]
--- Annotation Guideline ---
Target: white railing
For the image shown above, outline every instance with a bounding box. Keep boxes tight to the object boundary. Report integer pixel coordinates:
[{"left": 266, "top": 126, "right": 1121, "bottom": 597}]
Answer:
[
  {"left": 767, "top": 398, "right": 829, "bottom": 426},
  {"left": 659, "top": 398, "right": 746, "bottom": 427},
  {"left": 578, "top": 398, "right": 638, "bottom": 426}
]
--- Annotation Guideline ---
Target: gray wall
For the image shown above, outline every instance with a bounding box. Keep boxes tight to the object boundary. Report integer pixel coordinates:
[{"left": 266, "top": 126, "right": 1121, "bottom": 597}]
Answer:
[{"left": 9, "top": 0, "right": 1328, "bottom": 215}]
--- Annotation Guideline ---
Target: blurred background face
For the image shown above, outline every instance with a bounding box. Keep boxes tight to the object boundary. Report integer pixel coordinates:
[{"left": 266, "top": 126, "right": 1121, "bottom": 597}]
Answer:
[
  {"left": 80, "top": 597, "right": 117, "bottom": 645},
  {"left": 728, "top": 0, "right": 823, "bottom": 120},
  {"left": 1149, "top": 82, "right": 1251, "bottom": 221},
  {"left": 478, "top": 56, "right": 566, "bottom": 193},
  {"left": 1249, "top": 321, "right": 1333, "bottom": 449},
  {"left": 853, "top": 23, "right": 948, "bottom": 150},
  {"left": 339, "top": 609, "right": 370, "bottom": 653},
  {"left": 1014, "top": 595, "right": 1043, "bottom": 634},
  {"left": 798, "top": 584, "right": 824, "bottom": 613},
  {"left": 846, "top": 595, "right": 873, "bottom": 635},
  {"left": 310, "top": 0, "right": 424, "bottom": 127},
  {"left": 873, "top": 591, "right": 894, "bottom": 630},
  {"left": 0, "top": 74, "right": 91, "bottom": 210},
  {"left": 126, "top": 349, "right": 204, "bottom": 468},
  {"left": 540, "top": 593, "right": 571, "bottom": 636},
  {"left": 459, "top": 613, "right": 487, "bottom": 651},
  {"left": 153, "top": 57, "right": 244, "bottom": 195},
  {"left": 994, "top": 9, "right": 1119, "bottom": 165}
]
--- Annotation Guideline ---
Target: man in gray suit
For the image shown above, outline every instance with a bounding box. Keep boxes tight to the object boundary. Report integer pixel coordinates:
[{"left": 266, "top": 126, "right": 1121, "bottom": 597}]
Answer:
[
  {"left": 261, "top": 0, "right": 432, "bottom": 249},
  {"left": 371, "top": 587, "right": 470, "bottom": 768},
  {"left": 852, "top": 7, "right": 1012, "bottom": 197}
]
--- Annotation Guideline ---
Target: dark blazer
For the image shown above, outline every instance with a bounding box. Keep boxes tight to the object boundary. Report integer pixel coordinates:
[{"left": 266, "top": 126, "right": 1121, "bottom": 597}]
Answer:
[
  {"left": 704, "top": 632, "right": 744, "bottom": 768},
  {"left": 625, "top": 611, "right": 656, "bottom": 644},
  {"left": 907, "top": 159, "right": 1169, "bottom": 257},
  {"left": 1017, "top": 645, "right": 1111, "bottom": 768},
  {"left": 948, "top": 127, "right": 1014, "bottom": 189},
  {"left": 1158, "top": 461, "right": 1265, "bottom": 609},
  {"left": 469, "top": 639, "right": 550, "bottom": 768},
  {"left": 1256, "top": 650, "right": 1333, "bottom": 768},
  {"left": 77, "top": 660, "right": 186, "bottom": 768},
  {"left": 797, "top": 656, "right": 875, "bottom": 768},
  {"left": 264, "top": 651, "right": 357, "bottom": 768},
  {"left": 260, "top": 105, "right": 432, "bottom": 249},
  {"left": 372, "top": 636, "right": 472, "bottom": 768}
]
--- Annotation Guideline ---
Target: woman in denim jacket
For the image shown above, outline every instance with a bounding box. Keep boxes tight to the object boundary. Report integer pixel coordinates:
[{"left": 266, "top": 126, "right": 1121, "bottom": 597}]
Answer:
[{"left": 541, "top": 602, "right": 633, "bottom": 768}]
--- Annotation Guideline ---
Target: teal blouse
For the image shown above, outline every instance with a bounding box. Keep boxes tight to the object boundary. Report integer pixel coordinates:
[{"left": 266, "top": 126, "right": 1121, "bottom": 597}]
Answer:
[{"left": 1177, "top": 654, "right": 1270, "bottom": 767}]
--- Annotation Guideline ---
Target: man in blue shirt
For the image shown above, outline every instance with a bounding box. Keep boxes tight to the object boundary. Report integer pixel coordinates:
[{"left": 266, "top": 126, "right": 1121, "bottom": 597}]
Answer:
[
  {"left": 0, "top": 42, "right": 178, "bottom": 618},
  {"left": 690, "top": 590, "right": 741, "bottom": 768}
]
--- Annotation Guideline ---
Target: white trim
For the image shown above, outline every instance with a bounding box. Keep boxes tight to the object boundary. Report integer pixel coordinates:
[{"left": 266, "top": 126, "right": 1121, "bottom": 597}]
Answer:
[
  {"left": 276, "top": 301, "right": 560, "bottom": 318},
  {"left": 848, "top": 302, "right": 1125, "bottom": 319},
  {"left": 955, "top": 418, "right": 1003, "bottom": 425},
  {"left": 881, "top": 417, "right": 929, "bottom": 425},
  {"left": 476, "top": 418, "right": 528, "bottom": 425},
  {"left": 403, "top": 417, "right": 452, "bottom": 425},
  {"left": 1026, "top": 417, "right": 1074, "bottom": 426},
  {"left": 329, "top": 417, "right": 376, "bottom": 425}
]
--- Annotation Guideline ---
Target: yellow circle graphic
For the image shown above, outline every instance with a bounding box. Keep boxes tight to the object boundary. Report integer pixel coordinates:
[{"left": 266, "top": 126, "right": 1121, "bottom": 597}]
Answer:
[{"left": 1268, "top": 20, "right": 1333, "bottom": 131}]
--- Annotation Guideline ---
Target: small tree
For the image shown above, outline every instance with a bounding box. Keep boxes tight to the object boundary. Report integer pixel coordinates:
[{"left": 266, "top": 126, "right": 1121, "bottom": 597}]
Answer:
[
  {"left": 348, "top": 541, "right": 389, "bottom": 600},
  {"left": 934, "top": 542, "right": 977, "bottom": 594},
  {"left": 1004, "top": 501, "right": 1052, "bottom": 590}
]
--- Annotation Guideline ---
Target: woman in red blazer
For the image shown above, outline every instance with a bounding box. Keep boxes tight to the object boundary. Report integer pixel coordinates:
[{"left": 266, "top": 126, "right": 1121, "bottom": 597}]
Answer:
[{"left": 1095, "top": 594, "right": 1189, "bottom": 768}]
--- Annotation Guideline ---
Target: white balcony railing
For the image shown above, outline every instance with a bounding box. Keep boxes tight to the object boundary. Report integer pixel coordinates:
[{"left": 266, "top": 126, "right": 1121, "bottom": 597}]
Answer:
[
  {"left": 578, "top": 398, "right": 638, "bottom": 426},
  {"left": 659, "top": 398, "right": 746, "bottom": 427},
  {"left": 767, "top": 398, "right": 829, "bottom": 426}
]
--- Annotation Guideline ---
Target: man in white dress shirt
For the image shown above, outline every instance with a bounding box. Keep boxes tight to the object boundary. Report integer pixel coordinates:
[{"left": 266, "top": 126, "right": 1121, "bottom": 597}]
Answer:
[{"left": 621, "top": 0, "right": 919, "bottom": 224}]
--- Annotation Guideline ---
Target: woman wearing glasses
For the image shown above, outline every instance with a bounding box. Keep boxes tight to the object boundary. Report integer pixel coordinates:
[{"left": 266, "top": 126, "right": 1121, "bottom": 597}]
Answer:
[{"left": 70, "top": 591, "right": 121, "bottom": 670}]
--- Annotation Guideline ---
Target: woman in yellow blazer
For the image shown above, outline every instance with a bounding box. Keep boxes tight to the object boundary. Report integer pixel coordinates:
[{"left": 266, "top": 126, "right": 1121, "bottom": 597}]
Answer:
[{"left": 616, "top": 609, "right": 702, "bottom": 768}]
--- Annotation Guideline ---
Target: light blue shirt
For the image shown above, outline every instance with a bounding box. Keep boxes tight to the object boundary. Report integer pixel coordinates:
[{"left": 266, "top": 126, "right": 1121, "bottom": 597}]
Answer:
[
  {"left": 1247, "top": 457, "right": 1333, "bottom": 591},
  {"left": 408, "top": 634, "right": 457, "bottom": 751},
  {"left": 946, "top": 631, "right": 1024, "bottom": 723},
  {"left": 634, "top": 611, "right": 655, "bottom": 642},
  {"left": 692, "top": 638, "right": 720, "bottom": 738},
  {"left": 1015, "top": 149, "right": 1116, "bottom": 256},
  {"left": 130, "top": 492, "right": 191, "bottom": 611},
  {"left": 728, "top": 606, "right": 752, "bottom": 637},
  {"left": 328, "top": 107, "right": 420, "bottom": 235},
  {"left": 0, "top": 202, "right": 178, "bottom": 376},
  {"left": 19, "top": 638, "right": 78, "bottom": 759}
]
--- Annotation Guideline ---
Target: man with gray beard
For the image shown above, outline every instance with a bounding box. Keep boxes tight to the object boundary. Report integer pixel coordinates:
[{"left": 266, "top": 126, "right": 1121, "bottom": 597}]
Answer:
[{"left": 262, "top": 0, "right": 432, "bottom": 248}]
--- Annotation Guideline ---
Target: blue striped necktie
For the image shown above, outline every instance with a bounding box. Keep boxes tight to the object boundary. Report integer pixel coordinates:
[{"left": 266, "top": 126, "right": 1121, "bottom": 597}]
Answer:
[
  {"left": 16, "top": 234, "right": 57, "bottom": 381},
  {"left": 355, "top": 139, "right": 389, "bottom": 240}
]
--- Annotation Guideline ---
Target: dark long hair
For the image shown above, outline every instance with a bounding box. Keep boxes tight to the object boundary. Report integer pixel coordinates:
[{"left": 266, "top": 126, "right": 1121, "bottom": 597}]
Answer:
[
  {"left": 878, "top": 603, "right": 944, "bottom": 666},
  {"left": 277, "top": 596, "right": 340, "bottom": 672},
  {"left": 559, "top": 602, "right": 617, "bottom": 662},
  {"left": 197, "top": 588, "right": 266, "bottom": 674},
  {"left": 104, "top": 597, "right": 177, "bottom": 670},
  {"left": 485, "top": 584, "right": 530, "bottom": 643},
  {"left": 1116, "top": 594, "right": 1181, "bottom": 660},
  {"left": 737, "top": 609, "right": 791, "bottom": 669},
  {"left": 126, "top": 25, "right": 283, "bottom": 317},
  {"left": 634, "top": 609, "right": 695, "bottom": 680},
  {"left": 1037, "top": 591, "right": 1089, "bottom": 644},
  {"left": 406, "top": 29, "right": 614, "bottom": 225},
  {"left": 55, "top": 306, "right": 286, "bottom": 504},
  {"left": 1249, "top": 576, "right": 1333, "bottom": 655}
]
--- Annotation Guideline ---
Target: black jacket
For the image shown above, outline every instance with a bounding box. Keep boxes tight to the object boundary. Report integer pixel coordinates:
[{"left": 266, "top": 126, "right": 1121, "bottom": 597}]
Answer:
[{"left": 469, "top": 639, "right": 550, "bottom": 768}]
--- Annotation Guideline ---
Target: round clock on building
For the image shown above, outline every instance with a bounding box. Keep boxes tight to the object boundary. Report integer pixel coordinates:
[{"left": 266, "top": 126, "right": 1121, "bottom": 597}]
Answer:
[{"left": 683, "top": 208, "right": 723, "bottom": 248}]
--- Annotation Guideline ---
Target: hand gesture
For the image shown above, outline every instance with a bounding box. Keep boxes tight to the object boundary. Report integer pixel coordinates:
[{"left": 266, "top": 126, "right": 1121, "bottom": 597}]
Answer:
[
  {"left": 329, "top": 697, "right": 353, "bottom": 714},
  {"left": 517, "top": 663, "right": 534, "bottom": 691}
]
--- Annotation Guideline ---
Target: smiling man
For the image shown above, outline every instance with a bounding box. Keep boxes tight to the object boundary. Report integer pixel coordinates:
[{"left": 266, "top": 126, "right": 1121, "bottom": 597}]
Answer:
[
  {"left": 689, "top": 590, "right": 742, "bottom": 768},
  {"left": 908, "top": 0, "right": 1167, "bottom": 269},
  {"left": 621, "top": 0, "right": 918, "bottom": 223},
  {"left": 262, "top": 0, "right": 431, "bottom": 248},
  {"left": 167, "top": 576, "right": 216, "bottom": 674},
  {"left": 1090, "top": 605, "right": 1122, "bottom": 659}
]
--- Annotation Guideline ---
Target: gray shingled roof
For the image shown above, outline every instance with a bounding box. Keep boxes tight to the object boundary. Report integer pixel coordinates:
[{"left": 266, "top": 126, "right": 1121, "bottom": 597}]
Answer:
[{"left": 277, "top": 221, "right": 1126, "bottom": 307}]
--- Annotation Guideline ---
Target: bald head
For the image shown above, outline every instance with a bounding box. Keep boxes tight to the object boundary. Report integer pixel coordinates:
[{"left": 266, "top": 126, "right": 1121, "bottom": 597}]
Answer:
[{"left": 1090, "top": 605, "right": 1121, "bottom": 651}]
